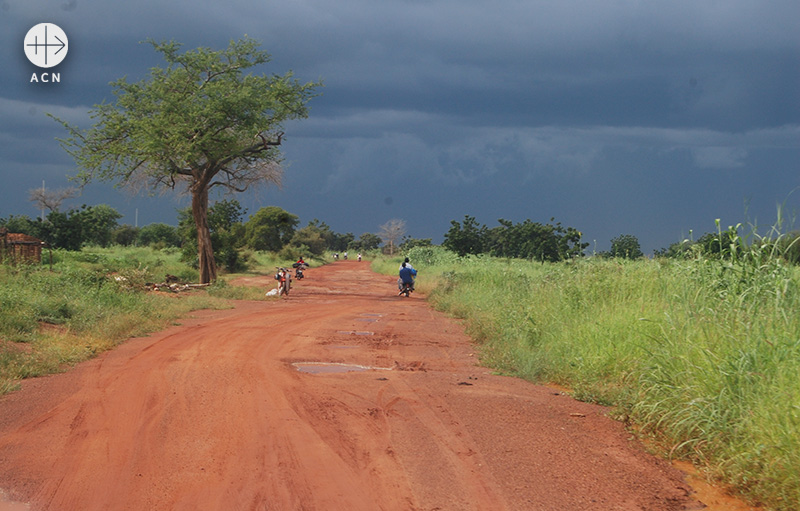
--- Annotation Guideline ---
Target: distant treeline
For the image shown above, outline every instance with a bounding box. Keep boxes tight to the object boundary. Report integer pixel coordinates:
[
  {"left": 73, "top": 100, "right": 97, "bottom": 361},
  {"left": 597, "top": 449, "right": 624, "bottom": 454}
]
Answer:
[
  {"left": 0, "top": 200, "right": 417, "bottom": 272},
  {"left": 442, "top": 215, "right": 588, "bottom": 262},
  {"left": 443, "top": 214, "right": 800, "bottom": 265},
  {"left": 5, "top": 201, "right": 800, "bottom": 267}
]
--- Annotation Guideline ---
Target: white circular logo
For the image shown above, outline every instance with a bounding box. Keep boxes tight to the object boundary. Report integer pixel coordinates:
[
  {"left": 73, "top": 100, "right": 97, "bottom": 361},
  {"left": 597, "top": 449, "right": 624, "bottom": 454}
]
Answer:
[{"left": 24, "top": 23, "right": 68, "bottom": 69}]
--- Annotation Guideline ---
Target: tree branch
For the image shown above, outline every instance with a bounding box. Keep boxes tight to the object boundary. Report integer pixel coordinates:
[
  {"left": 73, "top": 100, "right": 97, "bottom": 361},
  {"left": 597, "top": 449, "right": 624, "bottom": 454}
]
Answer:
[{"left": 257, "top": 131, "right": 284, "bottom": 149}]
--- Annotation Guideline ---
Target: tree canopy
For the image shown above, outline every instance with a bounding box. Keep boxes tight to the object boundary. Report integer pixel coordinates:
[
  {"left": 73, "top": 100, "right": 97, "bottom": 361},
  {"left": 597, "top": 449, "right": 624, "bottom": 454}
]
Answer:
[
  {"left": 53, "top": 37, "right": 321, "bottom": 283},
  {"left": 609, "top": 234, "right": 644, "bottom": 259},
  {"left": 243, "top": 206, "right": 299, "bottom": 251},
  {"left": 352, "top": 232, "right": 383, "bottom": 252},
  {"left": 444, "top": 215, "right": 587, "bottom": 261},
  {"left": 443, "top": 215, "right": 486, "bottom": 256}
]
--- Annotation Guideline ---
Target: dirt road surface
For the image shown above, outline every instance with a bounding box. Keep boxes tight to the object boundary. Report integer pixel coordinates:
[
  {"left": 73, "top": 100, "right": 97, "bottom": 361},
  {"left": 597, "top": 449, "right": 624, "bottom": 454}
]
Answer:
[{"left": 0, "top": 261, "right": 705, "bottom": 510}]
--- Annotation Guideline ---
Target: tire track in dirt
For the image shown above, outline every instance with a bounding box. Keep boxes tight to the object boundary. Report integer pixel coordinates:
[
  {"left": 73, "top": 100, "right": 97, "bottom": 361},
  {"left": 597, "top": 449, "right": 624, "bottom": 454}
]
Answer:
[{"left": 0, "top": 261, "right": 702, "bottom": 510}]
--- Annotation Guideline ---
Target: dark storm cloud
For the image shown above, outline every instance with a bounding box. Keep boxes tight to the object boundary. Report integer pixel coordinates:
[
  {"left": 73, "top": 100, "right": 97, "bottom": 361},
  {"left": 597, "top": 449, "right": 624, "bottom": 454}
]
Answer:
[{"left": 1, "top": 0, "right": 798, "bottom": 252}]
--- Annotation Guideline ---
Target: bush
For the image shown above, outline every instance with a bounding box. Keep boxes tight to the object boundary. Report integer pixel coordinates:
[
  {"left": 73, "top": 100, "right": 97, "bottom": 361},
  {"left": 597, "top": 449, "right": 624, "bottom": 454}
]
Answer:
[{"left": 609, "top": 234, "right": 643, "bottom": 259}]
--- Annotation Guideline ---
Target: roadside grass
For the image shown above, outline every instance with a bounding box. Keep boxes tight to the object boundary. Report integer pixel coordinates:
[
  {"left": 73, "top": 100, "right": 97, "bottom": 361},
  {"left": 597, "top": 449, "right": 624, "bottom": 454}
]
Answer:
[
  {"left": 374, "top": 245, "right": 799, "bottom": 511},
  {"left": 0, "top": 246, "right": 332, "bottom": 394},
  {"left": 47, "top": 245, "right": 199, "bottom": 282},
  {"left": 0, "top": 247, "right": 233, "bottom": 394}
]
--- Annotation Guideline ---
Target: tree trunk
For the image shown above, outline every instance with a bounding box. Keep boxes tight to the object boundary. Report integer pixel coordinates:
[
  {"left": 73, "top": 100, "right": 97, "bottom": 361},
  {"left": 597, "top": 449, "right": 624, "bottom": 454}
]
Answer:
[{"left": 191, "top": 185, "right": 217, "bottom": 284}]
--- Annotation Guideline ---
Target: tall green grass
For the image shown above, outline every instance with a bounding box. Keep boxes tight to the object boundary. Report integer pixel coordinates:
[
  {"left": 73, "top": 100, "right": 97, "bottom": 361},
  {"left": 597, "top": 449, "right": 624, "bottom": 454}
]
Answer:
[
  {"left": 0, "top": 247, "right": 230, "bottom": 394},
  {"left": 375, "top": 244, "right": 799, "bottom": 511}
]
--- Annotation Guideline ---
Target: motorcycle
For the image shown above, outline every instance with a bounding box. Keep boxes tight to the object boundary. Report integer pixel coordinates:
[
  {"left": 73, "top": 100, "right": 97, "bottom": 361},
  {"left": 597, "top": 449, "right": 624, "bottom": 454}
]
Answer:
[
  {"left": 398, "top": 280, "right": 413, "bottom": 297},
  {"left": 397, "top": 267, "right": 417, "bottom": 297},
  {"left": 274, "top": 266, "right": 292, "bottom": 296},
  {"left": 293, "top": 262, "right": 307, "bottom": 280}
]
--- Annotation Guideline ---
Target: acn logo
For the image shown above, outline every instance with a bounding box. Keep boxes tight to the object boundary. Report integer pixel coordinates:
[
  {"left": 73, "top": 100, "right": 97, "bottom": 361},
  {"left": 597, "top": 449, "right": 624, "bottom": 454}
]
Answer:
[{"left": 24, "top": 23, "right": 68, "bottom": 69}]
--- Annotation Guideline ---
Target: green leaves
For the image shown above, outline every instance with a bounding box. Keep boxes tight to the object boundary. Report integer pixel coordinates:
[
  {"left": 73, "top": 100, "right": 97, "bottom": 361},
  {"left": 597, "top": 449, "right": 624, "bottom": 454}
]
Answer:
[
  {"left": 53, "top": 37, "right": 321, "bottom": 193},
  {"left": 51, "top": 37, "right": 321, "bottom": 282},
  {"left": 610, "top": 234, "right": 644, "bottom": 259},
  {"left": 443, "top": 215, "right": 588, "bottom": 261}
]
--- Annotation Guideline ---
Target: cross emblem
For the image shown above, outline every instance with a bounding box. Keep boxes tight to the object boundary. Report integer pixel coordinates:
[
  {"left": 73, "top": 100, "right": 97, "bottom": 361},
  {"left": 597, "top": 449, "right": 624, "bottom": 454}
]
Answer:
[{"left": 24, "top": 23, "right": 68, "bottom": 69}]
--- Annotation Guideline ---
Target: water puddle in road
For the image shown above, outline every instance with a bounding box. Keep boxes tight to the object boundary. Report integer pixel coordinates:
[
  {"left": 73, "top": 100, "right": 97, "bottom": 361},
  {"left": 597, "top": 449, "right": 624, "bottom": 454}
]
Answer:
[
  {"left": 335, "top": 330, "right": 374, "bottom": 336},
  {"left": 356, "top": 313, "right": 382, "bottom": 323},
  {"left": 293, "top": 362, "right": 392, "bottom": 374}
]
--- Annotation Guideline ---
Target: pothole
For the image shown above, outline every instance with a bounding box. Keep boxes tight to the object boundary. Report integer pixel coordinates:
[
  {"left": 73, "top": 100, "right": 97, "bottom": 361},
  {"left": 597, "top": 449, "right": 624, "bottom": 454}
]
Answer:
[
  {"left": 335, "top": 330, "right": 374, "bottom": 336},
  {"left": 292, "top": 362, "right": 392, "bottom": 374}
]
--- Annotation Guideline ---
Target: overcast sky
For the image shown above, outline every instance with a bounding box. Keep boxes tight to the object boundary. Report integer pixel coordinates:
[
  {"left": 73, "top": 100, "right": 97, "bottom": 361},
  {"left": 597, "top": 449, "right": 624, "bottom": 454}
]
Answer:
[{"left": 1, "top": 0, "right": 798, "bottom": 253}]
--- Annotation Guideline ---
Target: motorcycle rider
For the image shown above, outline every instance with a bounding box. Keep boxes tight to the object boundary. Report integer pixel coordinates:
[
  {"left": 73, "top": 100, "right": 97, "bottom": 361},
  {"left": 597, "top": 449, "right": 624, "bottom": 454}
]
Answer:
[
  {"left": 398, "top": 261, "right": 416, "bottom": 294},
  {"left": 398, "top": 257, "right": 416, "bottom": 291},
  {"left": 398, "top": 257, "right": 414, "bottom": 272},
  {"left": 293, "top": 256, "right": 307, "bottom": 279}
]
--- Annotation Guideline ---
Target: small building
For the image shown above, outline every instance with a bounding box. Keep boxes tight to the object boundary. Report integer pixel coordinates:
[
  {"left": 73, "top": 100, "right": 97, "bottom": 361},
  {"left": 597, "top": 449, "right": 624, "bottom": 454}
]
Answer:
[{"left": 0, "top": 227, "right": 44, "bottom": 264}]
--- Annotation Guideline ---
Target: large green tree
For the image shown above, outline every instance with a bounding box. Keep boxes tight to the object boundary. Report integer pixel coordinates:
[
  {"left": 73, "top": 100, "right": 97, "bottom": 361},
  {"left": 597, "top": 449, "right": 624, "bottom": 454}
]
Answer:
[
  {"left": 243, "top": 206, "right": 299, "bottom": 251},
  {"left": 81, "top": 204, "right": 123, "bottom": 247},
  {"left": 443, "top": 215, "right": 486, "bottom": 256},
  {"left": 352, "top": 232, "right": 382, "bottom": 252},
  {"left": 53, "top": 37, "right": 320, "bottom": 283},
  {"left": 137, "top": 223, "right": 180, "bottom": 248},
  {"left": 489, "top": 218, "right": 586, "bottom": 262},
  {"left": 289, "top": 224, "right": 328, "bottom": 256},
  {"left": 609, "top": 234, "right": 644, "bottom": 259}
]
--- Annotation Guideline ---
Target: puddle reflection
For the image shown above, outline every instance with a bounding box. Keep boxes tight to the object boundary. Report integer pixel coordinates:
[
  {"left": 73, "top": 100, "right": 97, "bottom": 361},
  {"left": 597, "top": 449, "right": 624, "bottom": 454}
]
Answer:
[{"left": 292, "top": 362, "right": 392, "bottom": 374}]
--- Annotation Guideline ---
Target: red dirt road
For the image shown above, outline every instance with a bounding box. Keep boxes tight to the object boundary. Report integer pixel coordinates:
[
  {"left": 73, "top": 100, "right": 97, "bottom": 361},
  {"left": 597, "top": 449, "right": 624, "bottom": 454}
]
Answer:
[{"left": 0, "top": 261, "right": 703, "bottom": 510}]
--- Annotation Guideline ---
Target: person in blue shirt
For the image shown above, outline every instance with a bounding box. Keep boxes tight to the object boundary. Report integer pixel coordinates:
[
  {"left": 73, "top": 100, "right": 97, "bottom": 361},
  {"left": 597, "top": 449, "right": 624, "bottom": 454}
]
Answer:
[
  {"left": 398, "top": 261, "right": 417, "bottom": 293},
  {"left": 398, "top": 257, "right": 414, "bottom": 272}
]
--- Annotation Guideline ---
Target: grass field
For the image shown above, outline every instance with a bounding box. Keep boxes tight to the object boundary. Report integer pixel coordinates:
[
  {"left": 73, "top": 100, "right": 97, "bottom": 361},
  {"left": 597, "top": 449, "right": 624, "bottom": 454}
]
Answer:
[{"left": 375, "top": 245, "right": 799, "bottom": 511}]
